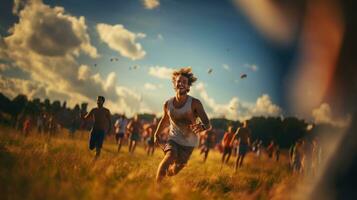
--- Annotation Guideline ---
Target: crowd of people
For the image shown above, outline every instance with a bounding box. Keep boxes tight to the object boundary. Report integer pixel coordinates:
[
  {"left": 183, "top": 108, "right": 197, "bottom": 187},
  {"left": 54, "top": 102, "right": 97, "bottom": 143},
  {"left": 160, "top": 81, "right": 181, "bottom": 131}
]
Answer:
[{"left": 9, "top": 67, "right": 323, "bottom": 183}]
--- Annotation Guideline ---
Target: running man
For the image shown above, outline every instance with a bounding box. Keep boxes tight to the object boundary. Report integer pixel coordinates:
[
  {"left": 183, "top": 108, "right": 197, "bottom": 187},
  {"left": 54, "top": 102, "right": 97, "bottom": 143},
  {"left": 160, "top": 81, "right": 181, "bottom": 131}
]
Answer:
[
  {"left": 154, "top": 67, "right": 211, "bottom": 182},
  {"left": 200, "top": 129, "right": 215, "bottom": 163},
  {"left": 221, "top": 125, "right": 235, "bottom": 166},
  {"left": 146, "top": 117, "right": 158, "bottom": 156},
  {"left": 127, "top": 114, "right": 142, "bottom": 154},
  {"left": 114, "top": 114, "right": 128, "bottom": 152},
  {"left": 232, "top": 120, "right": 251, "bottom": 171},
  {"left": 82, "top": 96, "right": 112, "bottom": 159}
]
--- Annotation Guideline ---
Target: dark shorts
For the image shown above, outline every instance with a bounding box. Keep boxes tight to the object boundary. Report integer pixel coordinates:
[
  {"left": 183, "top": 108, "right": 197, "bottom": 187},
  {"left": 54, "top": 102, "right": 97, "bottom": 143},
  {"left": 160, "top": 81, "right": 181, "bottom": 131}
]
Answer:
[
  {"left": 239, "top": 144, "right": 249, "bottom": 156},
  {"left": 89, "top": 129, "right": 105, "bottom": 150},
  {"left": 130, "top": 132, "right": 140, "bottom": 141},
  {"left": 115, "top": 132, "right": 124, "bottom": 141},
  {"left": 164, "top": 140, "right": 194, "bottom": 165},
  {"left": 223, "top": 146, "right": 232, "bottom": 154},
  {"left": 147, "top": 138, "right": 155, "bottom": 146}
]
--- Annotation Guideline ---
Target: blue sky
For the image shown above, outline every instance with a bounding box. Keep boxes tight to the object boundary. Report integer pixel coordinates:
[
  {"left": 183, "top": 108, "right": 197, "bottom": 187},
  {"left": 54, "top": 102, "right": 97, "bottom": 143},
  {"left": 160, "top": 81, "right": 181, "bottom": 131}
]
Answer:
[{"left": 0, "top": 0, "right": 303, "bottom": 120}]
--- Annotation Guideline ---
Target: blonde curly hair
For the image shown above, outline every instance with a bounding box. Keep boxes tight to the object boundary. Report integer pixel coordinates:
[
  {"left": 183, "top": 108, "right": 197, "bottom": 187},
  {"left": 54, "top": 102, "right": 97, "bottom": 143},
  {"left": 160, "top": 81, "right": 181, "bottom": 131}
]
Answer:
[{"left": 171, "top": 67, "right": 197, "bottom": 88}]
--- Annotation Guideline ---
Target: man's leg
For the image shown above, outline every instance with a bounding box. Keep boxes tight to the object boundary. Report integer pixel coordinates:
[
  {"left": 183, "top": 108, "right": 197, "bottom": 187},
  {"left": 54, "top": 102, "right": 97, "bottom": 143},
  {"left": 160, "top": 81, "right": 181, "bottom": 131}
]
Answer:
[
  {"left": 169, "top": 146, "right": 194, "bottom": 176},
  {"left": 118, "top": 137, "right": 122, "bottom": 152},
  {"left": 156, "top": 150, "right": 176, "bottom": 182},
  {"left": 89, "top": 131, "right": 96, "bottom": 151},
  {"left": 132, "top": 141, "right": 137, "bottom": 153},
  {"left": 225, "top": 149, "right": 231, "bottom": 164},
  {"left": 204, "top": 149, "right": 209, "bottom": 162},
  {"left": 235, "top": 155, "right": 241, "bottom": 171},
  {"left": 239, "top": 154, "right": 246, "bottom": 167},
  {"left": 128, "top": 140, "right": 132, "bottom": 152},
  {"left": 95, "top": 131, "right": 105, "bottom": 159}
]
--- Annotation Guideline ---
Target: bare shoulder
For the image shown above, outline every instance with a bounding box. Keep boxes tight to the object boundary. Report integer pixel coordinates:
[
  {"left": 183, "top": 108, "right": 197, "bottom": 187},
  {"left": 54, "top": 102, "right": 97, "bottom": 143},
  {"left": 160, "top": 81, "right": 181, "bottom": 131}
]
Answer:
[{"left": 191, "top": 97, "right": 203, "bottom": 107}]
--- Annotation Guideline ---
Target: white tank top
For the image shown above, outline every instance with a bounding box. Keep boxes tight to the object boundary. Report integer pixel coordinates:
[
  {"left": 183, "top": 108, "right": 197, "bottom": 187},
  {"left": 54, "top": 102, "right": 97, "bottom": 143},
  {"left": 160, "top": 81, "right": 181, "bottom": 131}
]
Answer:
[{"left": 167, "top": 95, "right": 198, "bottom": 147}]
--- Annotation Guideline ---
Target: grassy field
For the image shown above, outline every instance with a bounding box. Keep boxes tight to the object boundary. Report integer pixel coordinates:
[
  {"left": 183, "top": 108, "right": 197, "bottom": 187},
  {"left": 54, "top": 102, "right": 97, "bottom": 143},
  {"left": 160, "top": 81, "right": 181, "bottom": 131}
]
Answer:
[{"left": 0, "top": 126, "right": 302, "bottom": 200}]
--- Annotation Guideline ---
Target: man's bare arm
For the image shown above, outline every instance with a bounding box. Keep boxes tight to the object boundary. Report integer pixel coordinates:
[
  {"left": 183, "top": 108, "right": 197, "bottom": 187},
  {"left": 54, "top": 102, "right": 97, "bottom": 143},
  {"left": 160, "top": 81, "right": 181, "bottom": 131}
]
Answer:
[
  {"left": 154, "top": 101, "right": 170, "bottom": 143},
  {"left": 106, "top": 110, "right": 112, "bottom": 134},
  {"left": 231, "top": 128, "right": 240, "bottom": 146},
  {"left": 82, "top": 109, "right": 94, "bottom": 121},
  {"left": 192, "top": 99, "right": 211, "bottom": 132}
]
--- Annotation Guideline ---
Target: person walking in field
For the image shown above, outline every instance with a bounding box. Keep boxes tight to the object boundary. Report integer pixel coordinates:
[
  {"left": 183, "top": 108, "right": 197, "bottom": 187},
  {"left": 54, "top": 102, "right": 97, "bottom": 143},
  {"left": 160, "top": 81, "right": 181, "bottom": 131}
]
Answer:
[
  {"left": 154, "top": 67, "right": 211, "bottom": 182},
  {"left": 232, "top": 120, "right": 251, "bottom": 171},
  {"left": 221, "top": 125, "right": 235, "bottom": 166},
  {"left": 200, "top": 129, "right": 215, "bottom": 163},
  {"left": 114, "top": 114, "right": 128, "bottom": 152},
  {"left": 146, "top": 117, "right": 158, "bottom": 156},
  {"left": 292, "top": 139, "right": 305, "bottom": 173},
  {"left": 82, "top": 96, "right": 112, "bottom": 160},
  {"left": 127, "top": 114, "right": 142, "bottom": 154}
]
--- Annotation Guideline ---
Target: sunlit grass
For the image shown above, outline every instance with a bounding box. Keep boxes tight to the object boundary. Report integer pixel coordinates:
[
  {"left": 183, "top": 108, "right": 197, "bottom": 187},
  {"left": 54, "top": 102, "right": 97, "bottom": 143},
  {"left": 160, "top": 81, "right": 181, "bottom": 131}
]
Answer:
[{"left": 0, "top": 126, "right": 299, "bottom": 200}]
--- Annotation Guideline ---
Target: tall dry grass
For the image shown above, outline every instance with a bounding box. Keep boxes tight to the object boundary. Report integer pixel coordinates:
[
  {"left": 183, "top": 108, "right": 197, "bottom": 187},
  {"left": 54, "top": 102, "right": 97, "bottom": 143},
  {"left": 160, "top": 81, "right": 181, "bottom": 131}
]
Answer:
[{"left": 0, "top": 126, "right": 300, "bottom": 200}]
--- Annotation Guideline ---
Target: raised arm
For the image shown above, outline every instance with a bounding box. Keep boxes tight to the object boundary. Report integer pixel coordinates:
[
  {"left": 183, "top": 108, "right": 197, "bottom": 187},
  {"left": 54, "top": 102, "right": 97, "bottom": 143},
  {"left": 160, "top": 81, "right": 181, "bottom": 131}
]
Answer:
[{"left": 154, "top": 101, "right": 170, "bottom": 144}]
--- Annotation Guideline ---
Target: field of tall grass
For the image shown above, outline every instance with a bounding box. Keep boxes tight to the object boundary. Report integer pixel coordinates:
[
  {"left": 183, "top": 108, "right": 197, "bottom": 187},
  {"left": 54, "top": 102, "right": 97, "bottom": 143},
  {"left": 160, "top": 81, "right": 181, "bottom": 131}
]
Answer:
[{"left": 0, "top": 126, "right": 302, "bottom": 200}]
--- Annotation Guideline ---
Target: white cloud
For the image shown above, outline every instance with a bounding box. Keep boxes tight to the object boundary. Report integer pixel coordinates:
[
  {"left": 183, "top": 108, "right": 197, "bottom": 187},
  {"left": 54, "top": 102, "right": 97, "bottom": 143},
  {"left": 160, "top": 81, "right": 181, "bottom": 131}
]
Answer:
[
  {"left": 143, "top": 0, "right": 160, "bottom": 10},
  {"left": 312, "top": 103, "right": 351, "bottom": 127},
  {"left": 96, "top": 23, "right": 146, "bottom": 60},
  {"left": 144, "top": 82, "right": 162, "bottom": 90},
  {"left": 222, "top": 64, "right": 230, "bottom": 71},
  {"left": 192, "top": 82, "right": 282, "bottom": 121},
  {"left": 148, "top": 66, "right": 174, "bottom": 79},
  {"left": 0, "top": 0, "right": 151, "bottom": 117}
]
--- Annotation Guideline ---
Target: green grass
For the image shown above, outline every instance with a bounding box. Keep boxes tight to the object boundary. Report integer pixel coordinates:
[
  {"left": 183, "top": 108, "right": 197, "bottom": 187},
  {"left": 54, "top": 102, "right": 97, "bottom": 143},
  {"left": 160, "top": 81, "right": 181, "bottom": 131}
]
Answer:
[{"left": 0, "top": 126, "right": 298, "bottom": 200}]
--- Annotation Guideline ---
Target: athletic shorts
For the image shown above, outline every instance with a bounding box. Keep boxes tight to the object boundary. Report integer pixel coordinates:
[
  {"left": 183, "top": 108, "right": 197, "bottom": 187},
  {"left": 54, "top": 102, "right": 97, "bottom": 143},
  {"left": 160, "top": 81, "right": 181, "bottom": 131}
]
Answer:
[
  {"left": 164, "top": 140, "right": 194, "bottom": 165},
  {"left": 130, "top": 132, "right": 140, "bottom": 141},
  {"left": 147, "top": 138, "right": 155, "bottom": 146},
  {"left": 223, "top": 146, "right": 232, "bottom": 154},
  {"left": 239, "top": 144, "right": 249, "bottom": 156},
  {"left": 115, "top": 132, "right": 125, "bottom": 141},
  {"left": 89, "top": 129, "right": 105, "bottom": 150}
]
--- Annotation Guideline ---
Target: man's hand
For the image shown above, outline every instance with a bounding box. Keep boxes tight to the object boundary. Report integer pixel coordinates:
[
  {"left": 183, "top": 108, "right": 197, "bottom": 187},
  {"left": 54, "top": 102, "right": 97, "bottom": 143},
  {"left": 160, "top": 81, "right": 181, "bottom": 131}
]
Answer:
[{"left": 190, "top": 123, "right": 205, "bottom": 135}]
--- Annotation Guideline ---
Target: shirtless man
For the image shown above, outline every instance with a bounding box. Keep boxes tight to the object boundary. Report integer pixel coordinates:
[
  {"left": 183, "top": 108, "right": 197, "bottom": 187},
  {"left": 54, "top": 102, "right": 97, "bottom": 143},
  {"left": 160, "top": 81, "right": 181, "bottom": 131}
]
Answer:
[
  {"left": 154, "top": 67, "right": 211, "bottom": 182},
  {"left": 82, "top": 96, "right": 112, "bottom": 159},
  {"left": 232, "top": 120, "right": 251, "bottom": 171}
]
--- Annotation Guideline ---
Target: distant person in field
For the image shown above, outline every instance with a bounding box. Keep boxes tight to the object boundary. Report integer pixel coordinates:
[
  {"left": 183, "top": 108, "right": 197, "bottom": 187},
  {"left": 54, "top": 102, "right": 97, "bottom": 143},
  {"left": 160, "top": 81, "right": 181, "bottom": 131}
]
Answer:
[
  {"left": 200, "top": 129, "right": 215, "bottom": 163},
  {"left": 114, "top": 114, "right": 128, "bottom": 152},
  {"left": 146, "top": 117, "right": 158, "bottom": 156},
  {"left": 275, "top": 145, "right": 280, "bottom": 162},
  {"left": 22, "top": 116, "right": 31, "bottom": 137},
  {"left": 127, "top": 114, "right": 142, "bottom": 154},
  {"left": 82, "top": 96, "right": 112, "bottom": 159},
  {"left": 232, "top": 120, "right": 251, "bottom": 170},
  {"left": 267, "top": 140, "right": 275, "bottom": 159},
  {"left": 154, "top": 67, "right": 211, "bottom": 182},
  {"left": 292, "top": 139, "right": 305, "bottom": 173},
  {"left": 221, "top": 125, "right": 235, "bottom": 166}
]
